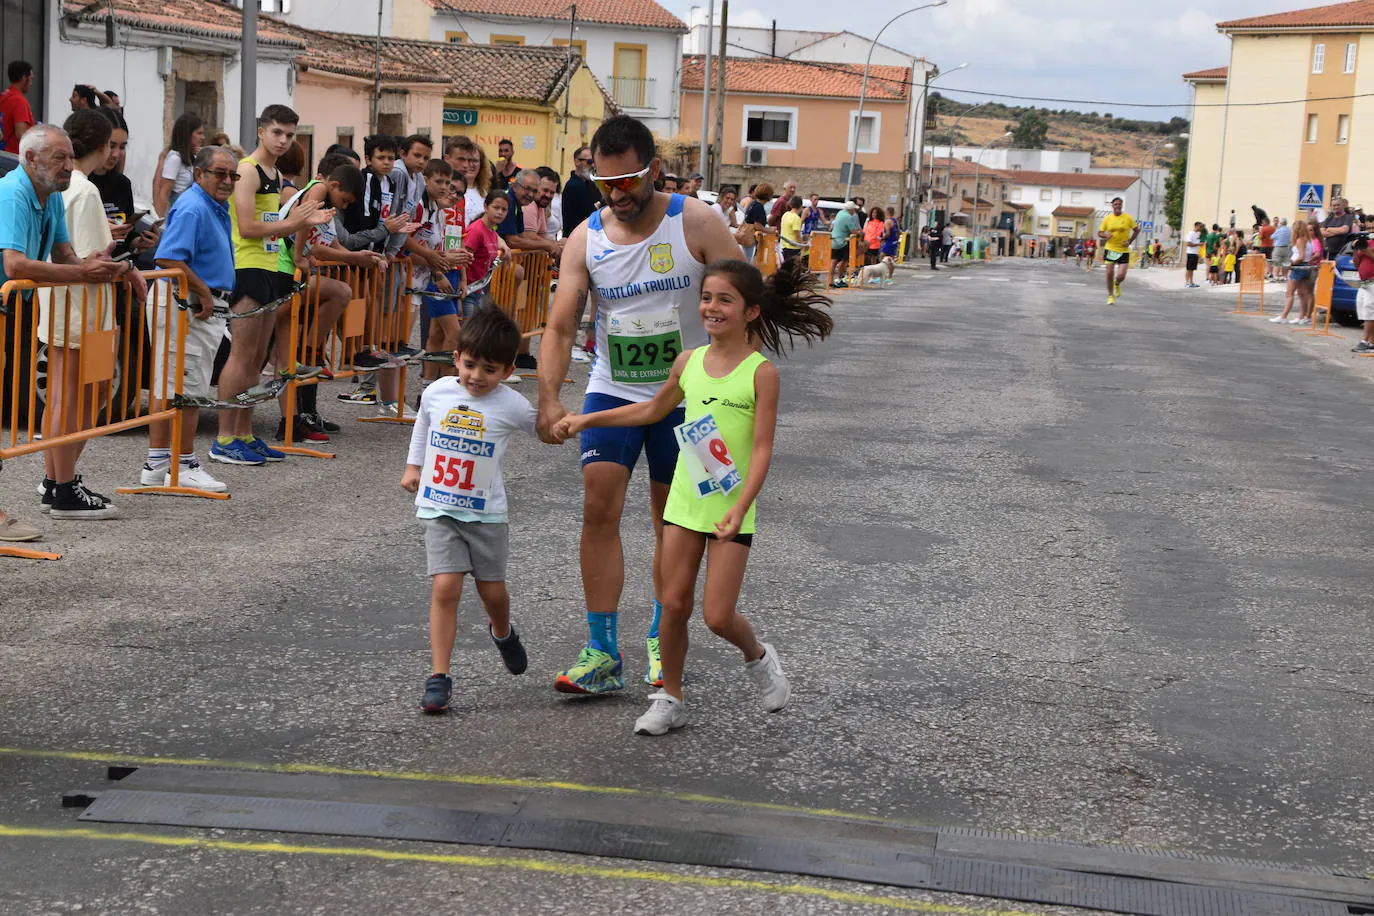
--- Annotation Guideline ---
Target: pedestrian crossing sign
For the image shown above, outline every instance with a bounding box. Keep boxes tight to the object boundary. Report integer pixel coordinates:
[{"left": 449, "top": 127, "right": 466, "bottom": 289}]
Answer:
[{"left": 1299, "top": 183, "right": 1324, "bottom": 210}]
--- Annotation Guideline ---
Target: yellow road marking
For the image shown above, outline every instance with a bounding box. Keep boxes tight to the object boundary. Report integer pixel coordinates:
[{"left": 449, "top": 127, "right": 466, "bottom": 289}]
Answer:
[
  {"left": 0, "top": 746, "right": 902, "bottom": 824},
  {"left": 0, "top": 824, "right": 1044, "bottom": 916}
]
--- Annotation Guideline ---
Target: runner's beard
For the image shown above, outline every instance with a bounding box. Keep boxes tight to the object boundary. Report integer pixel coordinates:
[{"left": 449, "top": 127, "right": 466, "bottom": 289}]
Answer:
[{"left": 611, "top": 182, "right": 655, "bottom": 224}]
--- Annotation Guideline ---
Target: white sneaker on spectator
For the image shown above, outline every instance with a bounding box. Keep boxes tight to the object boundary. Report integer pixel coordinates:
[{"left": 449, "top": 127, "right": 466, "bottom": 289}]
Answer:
[
  {"left": 171, "top": 463, "right": 228, "bottom": 493},
  {"left": 1295, "top": 317, "right": 1312, "bottom": 326},
  {"left": 376, "top": 401, "right": 418, "bottom": 420},
  {"left": 744, "top": 642, "right": 791, "bottom": 712},
  {"left": 139, "top": 463, "right": 169, "bottom": 486},
  {"left": 1269, "top": 315, "right": 1287, "bottom": 323},
  {"left": 570, "top": 346, "right": 591, "bottom": 363}
]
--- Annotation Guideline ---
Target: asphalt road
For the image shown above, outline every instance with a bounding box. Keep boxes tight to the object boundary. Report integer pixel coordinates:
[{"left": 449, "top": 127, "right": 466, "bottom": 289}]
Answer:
[{"left": 1, "top": 256, "right": 1370, "bottom": 915}]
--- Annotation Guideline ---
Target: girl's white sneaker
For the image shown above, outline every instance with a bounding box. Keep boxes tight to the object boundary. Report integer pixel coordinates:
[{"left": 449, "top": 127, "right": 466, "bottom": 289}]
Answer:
[
  {"left": 745, "top": 643, "right": 791, "bottom": 712},
  {"left": 634, "top": 692, "right": 687, "bottom": 735}
]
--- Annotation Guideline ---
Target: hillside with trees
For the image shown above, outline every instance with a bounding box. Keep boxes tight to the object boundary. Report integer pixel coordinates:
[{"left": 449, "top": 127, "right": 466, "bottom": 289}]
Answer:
[{"left": 929, "top": 96, "right": 1187, "bottom": 169}]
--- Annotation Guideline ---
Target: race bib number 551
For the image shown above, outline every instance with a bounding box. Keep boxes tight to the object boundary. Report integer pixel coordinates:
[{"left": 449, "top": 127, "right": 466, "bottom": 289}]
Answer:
[
  {"left": 607, "top": 310, "right": 681, "bottom": 384},
  {"left": 421, "top": 430, "right": 497, "bottom": 512}
]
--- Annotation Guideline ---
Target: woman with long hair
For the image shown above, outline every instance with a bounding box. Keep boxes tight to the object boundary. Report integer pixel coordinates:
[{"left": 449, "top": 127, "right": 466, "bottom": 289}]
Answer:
[
  {"left": 153, "top": 112, "right": 203, "bottom": 216},
  {"left": 1273, "top": 219, "right": 1319, "bottom": 325}
]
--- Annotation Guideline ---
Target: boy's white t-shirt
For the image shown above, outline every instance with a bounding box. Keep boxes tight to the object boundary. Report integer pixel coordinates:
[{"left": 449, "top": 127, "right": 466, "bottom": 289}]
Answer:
[
  {"left": 465, "top": 187, "right": 486, "bottom": 226},
  {"left": 406, "top": 378, "right": 537, "bottom": 523}
]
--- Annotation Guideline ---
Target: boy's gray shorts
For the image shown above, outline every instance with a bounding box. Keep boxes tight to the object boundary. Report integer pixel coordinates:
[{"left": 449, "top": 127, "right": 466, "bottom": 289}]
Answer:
[{"left": 422, "top": 516, "right": 509, "bottom": 580}]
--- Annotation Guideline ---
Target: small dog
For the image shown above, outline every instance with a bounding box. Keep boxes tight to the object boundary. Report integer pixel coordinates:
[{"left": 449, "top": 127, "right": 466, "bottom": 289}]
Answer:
[{"left": 859, "top": 256, "right": 895, "bottom": 287}]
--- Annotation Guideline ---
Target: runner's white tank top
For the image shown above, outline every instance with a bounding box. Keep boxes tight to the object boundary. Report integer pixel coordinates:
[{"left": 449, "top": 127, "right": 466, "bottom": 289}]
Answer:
[{"left": 585, "top": 194, "right": 707, "bottom": 402}]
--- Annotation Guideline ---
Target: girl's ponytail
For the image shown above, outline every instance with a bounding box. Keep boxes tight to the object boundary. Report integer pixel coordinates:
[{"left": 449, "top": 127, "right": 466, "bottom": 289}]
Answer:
[{"left": 703, "top": 257, "right": 835, "bottom": 356}]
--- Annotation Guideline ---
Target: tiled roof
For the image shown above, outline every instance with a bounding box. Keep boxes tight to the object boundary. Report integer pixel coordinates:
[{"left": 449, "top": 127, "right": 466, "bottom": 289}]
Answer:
[
  {"left": 1220, "top": 0, "right": 1374, "bottom": 30},
  {"left": 1006, "top": 201, "right": 1033, "bottom": 210},
  {"left": 681, "top": 55, "right": 910, "bottom": 101},
  {"left": 62, "top": 0, "right": 301, "bottom": 47},
  {"left": 1006, "top": 170, "right": 1137, "bottom": 190},
  {"left": 1183, "top": 66, "right": 1229, "bottom": 81},
  {"left": 924, "top": 155, "right": 1009, "bottom": 179},
  {"left": 424, "top": 0, "right": 685, "bottom": 31},
  {"left": 1052, "top": 205, "right": 1096, "bottom": 217},
  {"left": 372, "top": 37, "right": 617, "bottom": 108},
  {"left": 266, "top": 19, "right": 447, "bottom": 83}
]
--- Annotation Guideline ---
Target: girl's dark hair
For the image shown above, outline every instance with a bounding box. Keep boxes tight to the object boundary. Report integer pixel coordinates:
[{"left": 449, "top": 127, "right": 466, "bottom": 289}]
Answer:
[
  {"left": 484, "top": 189, "right": 507, "bottom": 206},
  {"left": 458, "top": 306, "right": 520, "bottom": 367},
  {"left": 277, "top": 139, "right": 307, "bottom": 178},
  {"left": 95, "top": 106, "right": 128, "bottom": 134},
  {"left": 703, "top": 257, "right": 833, "bottom": 356},
  {"left": 63, "top": 109, "right": 113, "bottom": 160},
  {"left": 169, "top": 112, "right": 203, "bottom": 166}
]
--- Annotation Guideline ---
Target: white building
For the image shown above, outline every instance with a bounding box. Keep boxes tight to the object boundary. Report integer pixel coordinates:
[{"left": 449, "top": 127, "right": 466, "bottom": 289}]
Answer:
[
  {"left": 1001, "top": 170, "right": 1145, "bottom": 243},
  {"left": 52, "top": 0, "right": 299, "bottom": 206},
  {"left": 924, "top": 145, "right": 1092, "bottom": 173},
  {"left": 369, "top": 0, "right": 686, "bottom": 137}
]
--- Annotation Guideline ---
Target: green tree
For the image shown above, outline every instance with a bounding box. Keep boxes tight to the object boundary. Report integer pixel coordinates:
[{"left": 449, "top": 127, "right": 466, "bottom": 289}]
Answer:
[
  {"left": 1011, "top": 109, "right": 1049, "bottom": 148},
  {"left": 1163, "top": 148, "right": 1187, "bottom": 231}
]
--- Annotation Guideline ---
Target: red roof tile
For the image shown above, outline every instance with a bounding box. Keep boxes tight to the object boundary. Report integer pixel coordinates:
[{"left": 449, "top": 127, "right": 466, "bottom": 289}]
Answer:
[
  {"left": 1183, "top": 66, "right": 1229, "bottom": 80},
  {"left": 1004, "top": 170, "right": 1137, "bottom": 190},
  {"left": 265, "top": 18, "right": 446, "bottom": 83},
  {"left": 1052, "top": 205, "right": 1096, "bottom": 217},
  {"left": 424, "top": 0, "right": 685, "bottom": 31},
  {"left": 681, "top": 55, "right": 910, "bottom": 101},
  {"left": 1220, "top": 0, "right": 1374, "bottom": 30},
  {"left": 924, "top": 155, "right": 1010, "bottom": 179},
  {"left": 62, "top": 0, "right": 301, "bottom": 46}
]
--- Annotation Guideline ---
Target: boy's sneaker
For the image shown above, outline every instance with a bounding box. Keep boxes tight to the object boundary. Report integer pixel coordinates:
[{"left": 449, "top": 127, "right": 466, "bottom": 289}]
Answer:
[
  {"left": 209, "top": 438, "right": 267, "bottom": 466},
  {"left": 139, "top": 463, "right": 170, "bottom": 486},
  {"left": 276, "top": 415, "right": 329, "bottom": 443},
  {"left": 1268, "top": 315, "right": 1288, "bottom": 323},
  {"left": 644, "top": 636, "right": 664, "bottom": 687},
  {"left": 245, "top": 436, "right": 285, "bottom": 462},
  {"left": 421, "top": 673, "right": 453, "bottom": 714},
  {"left": 570, "top": 346, "right": 592, "bottom": 363},
  {"left": 1354, "top": 341, "right": 1374, "bottom": 353},
  {"left": 350, "top": 350, "right": 392, "bottom": 372},
  {"left": 314, "top": 414, "right": 341, "bottom": 433},
  {"left": 634, "top": 691, "right": 687, "bottom": 736},
  {"left": 41, "top": 475, "right": 109, "bottom": 511},
  {"left": 515, "top": 353, "right": 538, "bottom": 371},
  {"left": 387, "top": 344, "right": 422, "bottom": 360},
  {"left": 338, "top": 386, "right": 377, "bottom": 404},
  {"left": 490, "top": 624, "right": 528, "bottom": 675},
  {"left": 376, "top": 401, "right": 417, "bottom": 420},
  {"left": 554, "top": 645, "right": 625, "bottom": 694},
  {"left": 279, "top": 363, "right": 324, "bottom": 381},
  {"left": 171, "top": 461, "right": 228, "bottom": 493},
  {"left": 50, "top": 480, "right": 119, "bottom": 520},
  {"left": 744, "top": 643, "right": 791, "bottom": 713}
]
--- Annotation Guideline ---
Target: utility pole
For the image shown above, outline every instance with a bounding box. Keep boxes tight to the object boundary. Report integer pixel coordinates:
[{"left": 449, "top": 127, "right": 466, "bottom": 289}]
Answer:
[
  {"left": 370, "top": 0, "right": 384, "bottom": 132},
  {"left": 710, "top": 0, "right": 727, "bottom": 191},
  {"left": 240, "top": 0, "right": 258, "bottom": 146},
  {"left": 698, "top": 2, "right": 713, "bottom": 181},
  {"left": 563, "top": 4, "right": 576, "bottom": 121}
]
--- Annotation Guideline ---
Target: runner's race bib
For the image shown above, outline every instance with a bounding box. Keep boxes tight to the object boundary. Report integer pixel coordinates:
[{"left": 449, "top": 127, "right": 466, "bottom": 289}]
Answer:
[
  {"left": 674, "top": 413, "right": 741, "bottom": 498},
  {"left": 606, "top": 309, "right": 682, "bottom": 384},
  {"left": 262, "top": 210, "right": 281, "bottom": 253},
  {"left": 421, "top": 429, "right": 498, "bottom": 513}
]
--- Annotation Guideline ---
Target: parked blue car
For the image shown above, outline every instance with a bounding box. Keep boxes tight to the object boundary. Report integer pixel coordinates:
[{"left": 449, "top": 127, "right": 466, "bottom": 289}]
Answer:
[{"left": 1330, "top": 233, "right": 1368, "bottom": 326}]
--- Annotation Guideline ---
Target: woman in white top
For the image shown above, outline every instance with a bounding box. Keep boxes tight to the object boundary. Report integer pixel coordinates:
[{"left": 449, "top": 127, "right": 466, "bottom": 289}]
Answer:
[
  {"left": 153, "top": 112, "right": 203, "bottom": 217},
  {"left": 1274, "top": 219, "right": 1318, "bottom": 324}
]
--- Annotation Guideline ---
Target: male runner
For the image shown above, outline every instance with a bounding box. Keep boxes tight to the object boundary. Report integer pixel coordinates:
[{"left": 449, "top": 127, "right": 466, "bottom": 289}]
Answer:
[
  {"left": 537, "top": 115, "right": 744, "bottom": 693},
  {"left": 210, "top": 104, "right": 332, "bottom": 466},
  {"left": 1098, "top": 196, "right": 1138, "bottom": 305}
]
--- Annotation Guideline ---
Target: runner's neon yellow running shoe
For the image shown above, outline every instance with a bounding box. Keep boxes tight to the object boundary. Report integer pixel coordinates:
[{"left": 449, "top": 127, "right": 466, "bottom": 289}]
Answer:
[
  {"left": 644, "top": 636, "right": 664, "bottom": 687},
  {"left": 555, "top": 645, "right": 625, "bottom": 694},
  {"left": 1107, "top": 295, "right": 1116, "bottom": 305},
  {"left": 1114, "top": 281, "right": 1122, "bottom": 297}
]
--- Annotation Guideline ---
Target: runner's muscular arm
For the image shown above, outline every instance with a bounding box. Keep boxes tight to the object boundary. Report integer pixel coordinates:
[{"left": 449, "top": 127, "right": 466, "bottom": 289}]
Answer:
[
  {"left": 682, "top": 197, "right": 746, "bottom": 263},
  {"left": 555, "top": 352, "right": 691, "bottom": 440},
  {"left": 536, "top": 225, "right": 588, "bottom": 442},
  {"left": 715, "top": 361, "right": 779, "bottom": 542}
]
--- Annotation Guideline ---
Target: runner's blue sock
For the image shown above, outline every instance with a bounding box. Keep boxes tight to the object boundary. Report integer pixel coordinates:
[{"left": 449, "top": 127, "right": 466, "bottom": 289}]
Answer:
[
  {"left": 587, "top": 611, "right": 618, "bottom": 655},
  {"left": 647, "top": 598, "right": 662, "bottom": 639}
]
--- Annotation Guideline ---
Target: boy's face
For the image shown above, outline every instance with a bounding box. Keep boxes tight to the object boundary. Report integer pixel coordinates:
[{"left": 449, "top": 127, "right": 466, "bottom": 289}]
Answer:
[
  {"left": 326, "top": 183, "right": 355, "bottom": 210},
  {"left": 258, "top": 120, "right": 296, "bottom": 158},
  {"left": 425, "top": 172, "right": 449, "bottom": 200},
  {"left": 404, "top": 143, "right": 432, "bottom": 174},
  {"left": 457, "top": 351, "right": 514, "bottom": 397},
  {"left": 368, "top": 148, "right": 397, "bottom": 173}
]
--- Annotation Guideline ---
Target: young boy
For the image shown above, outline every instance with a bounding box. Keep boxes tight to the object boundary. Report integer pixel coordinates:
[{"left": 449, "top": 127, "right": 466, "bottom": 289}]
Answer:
[{"left": 401, "top": 307, "right": 536, "bottom": 714}]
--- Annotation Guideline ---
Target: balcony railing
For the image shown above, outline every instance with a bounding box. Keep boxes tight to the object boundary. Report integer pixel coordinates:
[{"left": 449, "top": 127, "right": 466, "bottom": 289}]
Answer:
[{"left": 609, "top": 76, "right": 655, "bottom": 110}]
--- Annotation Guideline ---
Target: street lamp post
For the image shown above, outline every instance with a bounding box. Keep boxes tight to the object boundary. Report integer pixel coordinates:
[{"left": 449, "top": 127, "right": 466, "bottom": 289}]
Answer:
[
  {"left": 928, "top": 98, "right": 991, "bottom": 228},
  {"left": 971, "top": 130, "right": 1011, "bottom": 248},
  {"left": 913, "top": 61, "right": 967, "bottom": 228},
  {"left": 844, "top": 0, "right": 949, "bottom": 203},
  {"left": 1139, "top": 131, "right": 1188, "bottom": 245}
]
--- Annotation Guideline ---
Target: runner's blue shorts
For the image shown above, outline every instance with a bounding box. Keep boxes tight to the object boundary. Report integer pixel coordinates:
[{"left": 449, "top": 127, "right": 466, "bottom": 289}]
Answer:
[{"left": 579, "top": 392, "right": 686, "bottom": 484}]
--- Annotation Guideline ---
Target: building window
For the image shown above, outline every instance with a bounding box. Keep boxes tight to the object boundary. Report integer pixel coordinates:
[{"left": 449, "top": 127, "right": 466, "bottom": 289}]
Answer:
[
  {"left": 1313, "top": 43, "right": 1325, "bottom": 73},
  {"left": 1333, "top": 183, "right": 1345, "bottom": 199},
  {"left": 336, "top": 128, "right": 354, "bottom": 152},
  {"left": 1057, "top": 221, "right": 1074, "bottom": 235},
  {"left": 491, "top": 34, "right": 525, "bottom": 45},
  {"left": 1338, "top": 114, "right": 1351, "bottom": 143},
  {"left": 1346, "top": 42, "right": 1357, "bottom": 73},
  {"left": 444, "top": 31, "right": 468, "bottom": 43},
  {"left": 1010, "top": 187, "right": 1022, "bottom": 200},
  {"left": 1307, "top": 113, "right": 1319, "bottom": 143},
  {"left": 847, "top": 111, "right": 880, "bottom": 154},
  {"left": 1037, "top": 217, "right": 1050, "bottom": 229},
  {"left": 553, "top": 37, "right": 587, "bottom": 57},
  {"left": 1039, "top": 188, "right": 1052, "bottom": 201},
  {"left": 1071, "top": 190, "right": 1083, "bottom": 203},
  {"left": 742, "top": 106, "right": 797, "bottom": 149}
]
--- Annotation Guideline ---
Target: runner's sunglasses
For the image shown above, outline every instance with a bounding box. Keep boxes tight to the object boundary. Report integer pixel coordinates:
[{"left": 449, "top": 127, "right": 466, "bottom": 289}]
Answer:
[{"left": 590, "top": 165, "right": 652, "bottom": 196}]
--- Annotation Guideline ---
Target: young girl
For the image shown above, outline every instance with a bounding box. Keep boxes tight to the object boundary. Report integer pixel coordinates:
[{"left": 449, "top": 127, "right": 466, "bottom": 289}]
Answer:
[
  {"left": 553, "top": 258, "right": 834, "bottom": 736},
  {"left": 1223, "top": 242, "right": 1237, "bottom": 284},
  {"left": 463, "top": 190, "right": 512, "bottom": 320}
]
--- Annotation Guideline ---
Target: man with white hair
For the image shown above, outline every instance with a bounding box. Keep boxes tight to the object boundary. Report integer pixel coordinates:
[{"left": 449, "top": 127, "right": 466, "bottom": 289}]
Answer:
[{"left": 0, "top": 124, "right": 131, "bottom": 537}]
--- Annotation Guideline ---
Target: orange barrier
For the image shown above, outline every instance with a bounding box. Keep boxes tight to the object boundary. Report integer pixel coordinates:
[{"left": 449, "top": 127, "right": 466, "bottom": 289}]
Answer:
[
  {"left": 1232, "top": 253, "right": 1266, "bottom": 316},
  {"left": 807, "top": 232, "right": 833, "bottom": 277},
  {"left": 489, "top": 250, "right": 553, "bottom": 340},
  {"left": 1304, "top": 261, "right": 1339, "bottom": 338},
  {"left": 847, "top": 236, "right": 861, "bottom": 285},
  {"left": 0, "top": 268, "right": 219, "bottom": 559},
  {"left": 751, "top": 229, "right": 779, "bottom": 277}
]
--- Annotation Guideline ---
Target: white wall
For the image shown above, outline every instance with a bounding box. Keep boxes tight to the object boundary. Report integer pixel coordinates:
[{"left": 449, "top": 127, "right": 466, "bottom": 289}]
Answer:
[
  {"left": 222, "top": 58, "right": 295, "bottom": 152},
  {"left": 684, "top": 23, "right": 831, "bottom": 58},
  {"left": 426, "top": 17, "right": 681, "bottom": 134},
  {"left": 284, "top": 0, "right": 394, "bottom": 34}
]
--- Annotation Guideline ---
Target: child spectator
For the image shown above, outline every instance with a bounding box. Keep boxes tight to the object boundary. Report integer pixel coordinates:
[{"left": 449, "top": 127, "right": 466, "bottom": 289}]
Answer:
[{"left": 401, "top": 307, "right": 538, "bottom": 714}]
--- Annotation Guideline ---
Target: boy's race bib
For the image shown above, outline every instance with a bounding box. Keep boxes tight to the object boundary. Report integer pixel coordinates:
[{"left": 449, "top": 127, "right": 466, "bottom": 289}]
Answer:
[
  {"left": 261, "top": 211, "right": 281, "bottom": 253},
  {"left": 421, "top": 429, "right": 497, "bottom": 513},
  {"left": 674, "top": 413, "right": 741, "bottom": 498},
  {"left": 606, "top": 309, "right": 682, "bottom": 384}
]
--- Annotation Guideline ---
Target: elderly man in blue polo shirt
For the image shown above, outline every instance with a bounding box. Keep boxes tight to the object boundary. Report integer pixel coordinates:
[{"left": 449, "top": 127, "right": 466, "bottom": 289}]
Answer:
[
  {"left": 0, "top": 123, "right": 127, "bottom": 541},
  {"left": 136, "top": 145, "right": 240, "bottom": 494}
]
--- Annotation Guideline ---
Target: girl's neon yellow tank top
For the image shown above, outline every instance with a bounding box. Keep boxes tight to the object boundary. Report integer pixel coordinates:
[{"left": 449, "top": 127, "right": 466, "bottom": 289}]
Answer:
[{"left": 662, "top": 346, "right": 768, "bottom": 536}]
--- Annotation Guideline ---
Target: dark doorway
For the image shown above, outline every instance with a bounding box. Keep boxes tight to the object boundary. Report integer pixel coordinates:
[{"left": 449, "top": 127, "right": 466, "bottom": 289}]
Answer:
[{"left": 1, "top": 0, "right": 45, "bottom": 124}]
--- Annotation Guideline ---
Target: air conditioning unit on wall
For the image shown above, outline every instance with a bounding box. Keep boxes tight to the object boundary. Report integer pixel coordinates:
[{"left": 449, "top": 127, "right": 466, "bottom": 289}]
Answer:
[{"left": 744, "top": 146, "right": 768, "bottom": 168}]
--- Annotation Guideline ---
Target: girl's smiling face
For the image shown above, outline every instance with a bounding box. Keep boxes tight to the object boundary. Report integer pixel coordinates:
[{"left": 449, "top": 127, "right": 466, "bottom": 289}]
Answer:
[{"left": 699, "top": 275, "right": 758, "bottom": 340}]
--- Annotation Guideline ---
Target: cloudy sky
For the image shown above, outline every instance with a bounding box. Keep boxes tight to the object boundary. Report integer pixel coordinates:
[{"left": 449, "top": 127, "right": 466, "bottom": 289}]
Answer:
[{"left": 662, "top": 0, "right": 1310, "bottom": 118}]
